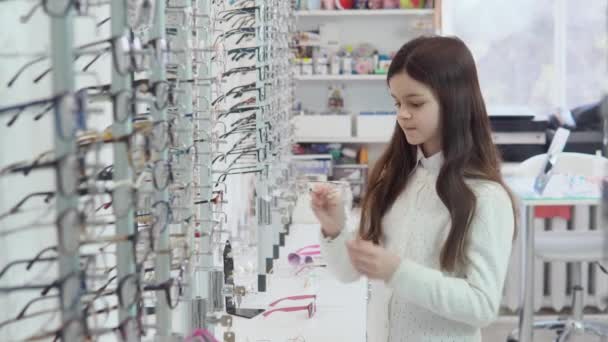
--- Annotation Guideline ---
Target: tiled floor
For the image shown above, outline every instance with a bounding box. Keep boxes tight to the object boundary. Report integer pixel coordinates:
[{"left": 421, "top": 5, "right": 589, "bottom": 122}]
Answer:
[{"left": 482, "top": 315, "right": 608, "bottom": 342}]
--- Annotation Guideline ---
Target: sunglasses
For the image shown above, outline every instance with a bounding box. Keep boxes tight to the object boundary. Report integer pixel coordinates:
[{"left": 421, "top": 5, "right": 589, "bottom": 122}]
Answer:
[
  {"left": 262, "top": 295, "right": 317, "bottom": 319},
  {"left": 287, "top": 244, "right": 320, "bottom": 266},
  {"left": 185, "top": 328, "right": 221, "bottom": 342}
]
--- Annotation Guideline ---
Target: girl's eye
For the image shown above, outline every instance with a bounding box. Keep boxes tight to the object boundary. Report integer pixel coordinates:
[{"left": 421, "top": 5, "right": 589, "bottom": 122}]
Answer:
[
  {"left": 394, "top": 102, "right": 401, "bottom": 108},
  {"left": 409, "top": 102, "right": 424, "bottom": 108}
]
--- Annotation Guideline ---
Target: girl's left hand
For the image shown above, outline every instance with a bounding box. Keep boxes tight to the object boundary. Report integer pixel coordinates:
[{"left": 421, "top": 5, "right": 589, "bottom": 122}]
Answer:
[{"left": 346, "top": 239, "right": 401, "bottom": 282}]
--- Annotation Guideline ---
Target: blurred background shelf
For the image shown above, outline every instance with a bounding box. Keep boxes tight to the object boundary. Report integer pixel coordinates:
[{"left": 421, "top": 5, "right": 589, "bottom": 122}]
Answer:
[
  {"left": 295, "top": 136, "right": 389, "bottom": 143},
  {"left": 295, "top": 74, "right": 387, "bottom": 81},
  {"left": 295, "top": 9, "right": 434, "bottom": 17}
]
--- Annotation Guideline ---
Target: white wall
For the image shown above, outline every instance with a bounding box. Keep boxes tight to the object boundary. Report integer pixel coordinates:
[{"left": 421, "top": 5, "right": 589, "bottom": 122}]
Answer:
[{"left": 1, "top": 4, "right": 65, "bottom": 340}]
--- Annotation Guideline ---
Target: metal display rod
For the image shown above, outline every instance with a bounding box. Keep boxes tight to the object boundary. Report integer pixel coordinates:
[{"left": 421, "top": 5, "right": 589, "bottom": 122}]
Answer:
[
  {"left": 110, "top": 0, "right": 138, "bottom": 339},
  {"left": 195, "top": 0, "right": 213, "bottom": 305},
  {"left": 151, "top": 0, "right": 172, "bottom": 338},
  {"left": 255, "top": 0, "right": 273, "bottom": 293},
  {"left": 50, "top": 2, "right": 81, "bottom": 341}
]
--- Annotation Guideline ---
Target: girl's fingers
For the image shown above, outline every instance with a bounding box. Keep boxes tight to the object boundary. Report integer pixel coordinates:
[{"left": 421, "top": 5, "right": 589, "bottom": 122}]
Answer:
[
  {"left": 311, "top": 202, "right": 324, "bottom": 212},
  {"left": 310, "top": 184, "right": 329, "bottom": 195},
  {"left": 326, "top": 189, "right": 340, "bottom": 199},
  {"left": 349, "top": 257, "right": 369, "bottom": 275},
  {"left": 310, "top": 196, "right": 327, "bottom": 208},
  {"left": 354, "top": 256, "right": 375, "bottom": 269},
  {"left": 347, "top": 240, "right": 376, "bottom": 262},
  {"left": 310, "top": 189, "right": 328, "bottom": 203}
]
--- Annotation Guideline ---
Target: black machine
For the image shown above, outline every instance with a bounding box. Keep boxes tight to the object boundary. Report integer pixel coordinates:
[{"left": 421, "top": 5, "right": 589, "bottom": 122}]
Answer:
[
  {"left": 547, "top": 102, "right": 603, "bottom": 154},
  {"left": 489, "top": 107, "right": 548, "bottom": 162},
  {"left": 489, "top": 102, "right": 605, "bottom": 162}
]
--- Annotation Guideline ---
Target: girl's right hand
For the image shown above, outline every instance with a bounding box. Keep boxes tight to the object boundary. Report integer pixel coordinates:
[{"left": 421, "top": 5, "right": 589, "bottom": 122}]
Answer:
[{"left": 309, "top": 183, "right": 346, "bottom": 238}]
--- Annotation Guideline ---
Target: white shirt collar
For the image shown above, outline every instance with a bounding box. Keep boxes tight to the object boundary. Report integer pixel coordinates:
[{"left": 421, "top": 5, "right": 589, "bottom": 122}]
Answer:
[{"left": 415, "top": 146, "right": 444, "bottom": 173}]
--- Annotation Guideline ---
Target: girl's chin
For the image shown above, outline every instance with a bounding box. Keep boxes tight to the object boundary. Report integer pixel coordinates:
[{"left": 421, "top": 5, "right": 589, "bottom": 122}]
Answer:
[{"left": 402, "top": 130, "right": 421, "bottom": 145}]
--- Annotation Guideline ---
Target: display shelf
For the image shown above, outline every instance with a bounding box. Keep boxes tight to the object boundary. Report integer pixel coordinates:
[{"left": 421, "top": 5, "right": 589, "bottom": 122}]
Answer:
[
  {"left": 291, "top": 154, "right": 333, "bottom": 159},
  {"left": 295, "top": 74, "right": 387, "bottom": 81},
  {"left": 295, "top": 136, "right": 389, "bottom": 143},
  {"left": 295, "top": 9, "right": 434, "bottom": 17}
]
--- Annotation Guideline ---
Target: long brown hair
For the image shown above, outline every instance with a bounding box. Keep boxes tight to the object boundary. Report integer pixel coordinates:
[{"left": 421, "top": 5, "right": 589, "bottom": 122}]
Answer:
[{"left": 359, "top": 36, "right": 517, "bottom": 272}]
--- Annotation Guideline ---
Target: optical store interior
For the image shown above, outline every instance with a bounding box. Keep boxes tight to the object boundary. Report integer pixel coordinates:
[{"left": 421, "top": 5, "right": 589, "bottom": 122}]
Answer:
[{"left": 1, "top": 0, "right": 608, "bottom": 341}]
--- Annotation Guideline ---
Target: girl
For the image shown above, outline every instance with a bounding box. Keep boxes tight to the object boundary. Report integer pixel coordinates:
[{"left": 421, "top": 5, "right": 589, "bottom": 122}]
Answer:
[{"left": 310, "top": 36, "right": 517, "bottom": 341}]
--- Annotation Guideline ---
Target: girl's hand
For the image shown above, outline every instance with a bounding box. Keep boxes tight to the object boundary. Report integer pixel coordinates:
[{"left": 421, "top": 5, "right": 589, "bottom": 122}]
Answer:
[
  {"left": 346, "top": 238, "right": 401, "bottom": 282},
  {"left": 309, "top": 183, "right": 346, "bottom": 238}
]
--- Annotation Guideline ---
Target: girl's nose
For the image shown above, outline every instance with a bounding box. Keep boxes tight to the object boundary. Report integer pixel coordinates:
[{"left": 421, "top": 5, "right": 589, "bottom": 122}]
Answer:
[{"left": 397, "top": 108, "right": 412, "bottom": 120}]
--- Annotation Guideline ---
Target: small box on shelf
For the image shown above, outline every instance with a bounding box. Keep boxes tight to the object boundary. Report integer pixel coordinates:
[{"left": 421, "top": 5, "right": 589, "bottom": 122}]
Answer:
[
  {"left": 292, "top": 114, "right": 352, "bottom": 140},
  {"left": 356, "top": 111, "right": 396, "bottom": 140}
]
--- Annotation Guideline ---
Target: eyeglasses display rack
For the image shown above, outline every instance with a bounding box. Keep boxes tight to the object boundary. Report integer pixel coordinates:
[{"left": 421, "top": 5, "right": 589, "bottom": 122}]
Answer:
[{"left": 0, "top": 0, "right": 298, "bottom": 341}]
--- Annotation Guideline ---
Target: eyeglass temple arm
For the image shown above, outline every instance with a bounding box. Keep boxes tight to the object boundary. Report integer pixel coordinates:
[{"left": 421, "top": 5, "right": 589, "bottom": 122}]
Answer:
[
  {"left": 295, "top": 264, "right": 327, "bottom": 276},
  {"left": 232, "top": 16, "right": 254, "bottom": 30},
  {"left": 262, "top": 305, "right": 309, "bottom": 317},
  {"left": 0, "top": 94, "right": 58, "bottom": 116},
  {"left": 222, "top": 65, "right": 256, "bottom": 77},
  {"left": 218, "top": 6, "right": 256, "bottom": 17},
  {"left": 219, "top": 124, "right": 256, "bottom": 139},
  {"left": 97, "top": 17, "right": 110, "bottom": 27},
  {"left": 33, "top": 53, "right": 89, "bottom": 84},
  {"left": 0, "top": 269, "right": 77, "bottom": 294},
  {"left": 19, "top": 2, "right": 42, "bottom": 24},
  {"left": 226, "top": 145, "right": 257, "bottom": 154},
  {"left": 15, "top": 293, "right": 60, "bottom": 320},
  {"left": 228, "top": 97, "right": 256, "bottom": 112},
  {"left": 230, "top": 114, "right": 256, "bottom": 129},
  {"left": 0, "top": 256, "right": 56, "bottom": 280},
  {"left": 6, "top": 54, "right": 47, "bottom": 88},
  {"left": 3, "top": 191, "right": 55, "bottom": 218},
  {"left": 212, "top": 153, "right": 226, "bottom": 165},
  {"left": 295, "top": 245, "right": 320, "bottom": 254},
  {"left": 269, "top": 295, "right": 316, "bottom": 307},
  {"left": 5, "top": 107, "right": 26, "bottom": 127},
  {"left": 26, "top": 246, "right": 59, "bottom": 270},
  {"left": 297, "top": 251, "right": 320, "bottom": 257},
  {"left": 32, "top": 102, "right": 55, "bottom": 121},
  {"left": 81, "top": 53, "right": 104, "bottom": 73}
]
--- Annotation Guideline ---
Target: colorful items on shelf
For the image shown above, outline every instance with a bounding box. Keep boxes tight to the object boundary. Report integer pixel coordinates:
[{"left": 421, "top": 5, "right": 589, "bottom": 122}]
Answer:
[
  {"left": 400, "top": 0, "right": 426, "bottom": 8},
  {"left": 335, "top": 0, "right": 354, "bottom": 9},
  {"left": 368, "top": 0, "right": 382, "bottom": 9},
  {"left": 293, "top": 143, "right": 364, "bottom": 166},
  {"left": 306, "top": 0, "right": 322, "bottom": 9},
  {"left": 293, "top": 43, "right": 393, "bottom": 76},
  {"left": 300, "top": 58, "right": 313, "bottom": 75},
  {"left": 382, "top": 0, "right": 400, "bottom": 9},
  {"left": 376, "top": 56, "right": 392, "bottom": 74},
  {"left": 296, "top": 0, "right": 432, "bottom": 10},
  {"left": 349, "top": 44, "right": 391, "bottom": 75},
  {"left": 327, "top": 85, "right": 345, "bottom": 113},
  {"left": 322, "top": 0, "right": 335, "bottom": 9}
]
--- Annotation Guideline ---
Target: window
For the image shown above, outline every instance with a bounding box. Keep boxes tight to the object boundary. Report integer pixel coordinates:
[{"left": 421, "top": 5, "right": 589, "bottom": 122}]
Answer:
[
  {"left": 566, "top": 1, "right": 607, "bottom": 109},
  {"left": 442, "top": 0, "right": 607, "bottom": 115}
]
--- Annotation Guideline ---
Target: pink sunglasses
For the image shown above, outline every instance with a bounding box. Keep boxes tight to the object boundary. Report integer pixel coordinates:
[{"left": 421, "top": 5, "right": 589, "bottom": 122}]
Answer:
[
  {"left": 262, "top": 295, "right": 317, "bottom": 319},
  {"left": 184, "top": 328, "right": 220, "bottom": 342},
  {"left": 287, "top": 245, "right": 320, "bottom": 266}
]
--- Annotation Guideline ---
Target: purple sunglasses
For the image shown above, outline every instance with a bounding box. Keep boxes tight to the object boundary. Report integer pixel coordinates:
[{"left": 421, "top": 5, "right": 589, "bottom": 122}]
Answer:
[{"left": 288, "top": 245, "right": 321, "bottom": 266}]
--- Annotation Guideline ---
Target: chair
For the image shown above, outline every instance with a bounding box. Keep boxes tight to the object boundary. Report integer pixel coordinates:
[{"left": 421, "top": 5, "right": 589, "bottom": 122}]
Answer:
[{"left": 507, "top": 152, "right": 608, "bottom": 342}]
